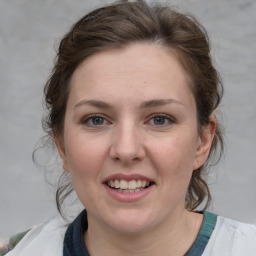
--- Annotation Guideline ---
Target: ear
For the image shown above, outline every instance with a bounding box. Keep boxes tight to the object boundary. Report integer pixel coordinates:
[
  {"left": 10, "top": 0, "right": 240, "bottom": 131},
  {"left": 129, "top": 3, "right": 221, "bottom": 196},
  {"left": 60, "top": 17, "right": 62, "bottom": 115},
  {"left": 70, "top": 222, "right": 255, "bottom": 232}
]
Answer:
[
  {"left": 55, "top": 135, "right": 70, "bottom": 172},
  {"left": 193, "top": 115, "right": 216, "bottom": 170}
]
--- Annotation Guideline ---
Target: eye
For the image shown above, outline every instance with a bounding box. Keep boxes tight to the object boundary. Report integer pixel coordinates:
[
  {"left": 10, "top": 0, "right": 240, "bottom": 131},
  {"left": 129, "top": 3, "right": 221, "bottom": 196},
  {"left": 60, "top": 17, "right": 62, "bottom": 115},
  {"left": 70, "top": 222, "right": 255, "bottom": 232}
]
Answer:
[
  {"left": 148, "top": 114, "right": 174, "bottom": 126},
  {"left": 82, "top": 114, "right": 109, "bottom": 126}
]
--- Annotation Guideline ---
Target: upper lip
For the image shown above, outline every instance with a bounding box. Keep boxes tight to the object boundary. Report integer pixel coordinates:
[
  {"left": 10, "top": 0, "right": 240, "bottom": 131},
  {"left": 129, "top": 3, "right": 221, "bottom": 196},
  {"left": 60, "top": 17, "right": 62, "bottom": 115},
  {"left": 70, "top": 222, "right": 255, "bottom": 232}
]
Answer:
[{"left": 102, "top": 173, "right": 154, "bottom": 184}]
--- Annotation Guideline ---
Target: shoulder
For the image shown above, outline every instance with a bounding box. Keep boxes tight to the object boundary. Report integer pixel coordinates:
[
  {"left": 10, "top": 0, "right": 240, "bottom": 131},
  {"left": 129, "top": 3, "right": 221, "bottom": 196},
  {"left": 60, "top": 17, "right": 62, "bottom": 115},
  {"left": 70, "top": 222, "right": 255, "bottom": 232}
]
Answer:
[
  {"left": 2, "top": 216, "right": 68, "bottom": 256},
  {"left": 219, "top": 215, "right": 256, "bottom": 235},
  {"left": 204, "top": 214, "right": 256, "bottom": 255},
  {"left": 0, "top": 229, "right": 32, "bottom": 256}
]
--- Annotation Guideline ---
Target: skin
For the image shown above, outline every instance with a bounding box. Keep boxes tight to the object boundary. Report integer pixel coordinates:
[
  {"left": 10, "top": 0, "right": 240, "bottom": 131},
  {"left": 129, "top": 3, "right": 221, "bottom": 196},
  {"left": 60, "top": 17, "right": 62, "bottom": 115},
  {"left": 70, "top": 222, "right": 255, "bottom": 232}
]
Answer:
[{"left": 56, "top": 43, "right": 216, "bottom": 255}]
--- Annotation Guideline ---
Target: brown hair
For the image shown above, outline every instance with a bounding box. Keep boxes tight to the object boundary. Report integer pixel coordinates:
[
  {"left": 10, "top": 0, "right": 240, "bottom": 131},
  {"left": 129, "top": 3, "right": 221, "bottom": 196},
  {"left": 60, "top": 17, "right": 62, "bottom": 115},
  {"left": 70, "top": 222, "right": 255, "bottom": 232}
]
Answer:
[{"left": 43, "top": 0, "right": 224, "bottom": 215}]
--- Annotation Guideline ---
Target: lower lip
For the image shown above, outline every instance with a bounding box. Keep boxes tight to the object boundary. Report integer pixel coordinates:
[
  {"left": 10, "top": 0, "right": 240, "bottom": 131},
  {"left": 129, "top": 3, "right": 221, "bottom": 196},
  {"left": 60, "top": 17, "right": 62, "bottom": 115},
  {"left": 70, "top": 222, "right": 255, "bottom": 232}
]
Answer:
[{"left": 103, "top": 184, "right": 154, "bottom": 202}]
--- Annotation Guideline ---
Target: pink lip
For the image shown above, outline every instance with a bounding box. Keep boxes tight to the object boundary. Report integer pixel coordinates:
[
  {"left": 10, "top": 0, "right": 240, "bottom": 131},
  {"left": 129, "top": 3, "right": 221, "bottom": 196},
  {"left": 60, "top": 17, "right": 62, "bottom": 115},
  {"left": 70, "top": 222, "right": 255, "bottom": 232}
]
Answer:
[
  {"left": 102, "top": 173, "right": 154, "bottom": 183},
  {"left": 103, "top": 183, "right": 154, "bottom": 202}
]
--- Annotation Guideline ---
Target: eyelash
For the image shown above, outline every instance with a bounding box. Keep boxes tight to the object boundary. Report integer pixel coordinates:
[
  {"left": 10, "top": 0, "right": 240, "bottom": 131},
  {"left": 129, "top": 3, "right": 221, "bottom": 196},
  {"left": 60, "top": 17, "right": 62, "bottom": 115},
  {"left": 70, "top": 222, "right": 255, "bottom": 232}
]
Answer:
[
  {"left": 81, "top": 114, "right": 109, "bottom": 126},
  {"left": 147, "top": 114, "right": 175, "bottom": 126},
  {"left": 81, "top": 113, "right": 175, "bottom": 127}
]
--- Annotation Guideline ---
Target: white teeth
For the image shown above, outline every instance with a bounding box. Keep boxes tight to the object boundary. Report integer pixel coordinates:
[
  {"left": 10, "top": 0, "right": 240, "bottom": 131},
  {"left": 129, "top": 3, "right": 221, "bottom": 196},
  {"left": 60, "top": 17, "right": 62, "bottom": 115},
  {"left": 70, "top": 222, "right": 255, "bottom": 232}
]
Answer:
[
  {"left": 116, "top": 188, "right": 144, "bottom": 193},
  {"left": 107, "top": 179, "right": 152, "bottom": 191},
  {"left": 114, "top": 179, "right": 120, "bottom": 188},
  {"left": 136, "top": 179, "right": 142, "bottom": 187},
  {"left": 120, "top": 180, "right": 128, "bottom": 189},
  {"left": 109, "top": 180, "right": 115, "bottom": 187},
  {"left": 128, "top": 180, "right": 136, "bottom": 189}
]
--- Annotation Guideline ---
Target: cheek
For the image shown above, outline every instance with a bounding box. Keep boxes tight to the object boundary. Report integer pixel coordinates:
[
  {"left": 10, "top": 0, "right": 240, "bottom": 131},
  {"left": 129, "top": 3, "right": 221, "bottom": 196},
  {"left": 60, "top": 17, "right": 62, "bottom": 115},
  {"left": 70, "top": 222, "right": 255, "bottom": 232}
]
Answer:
[
  {"left": 150, "top": 134, "right": 197, "bottom": 178},
  {"left": 64, "top": 134, "right": 108, "bottom": 180},
  {"left": 63, "top": 135, "right": 109, "bottom": 207},
  {"left": 147, "top": 134, "right": 197, "bottom": 210}
]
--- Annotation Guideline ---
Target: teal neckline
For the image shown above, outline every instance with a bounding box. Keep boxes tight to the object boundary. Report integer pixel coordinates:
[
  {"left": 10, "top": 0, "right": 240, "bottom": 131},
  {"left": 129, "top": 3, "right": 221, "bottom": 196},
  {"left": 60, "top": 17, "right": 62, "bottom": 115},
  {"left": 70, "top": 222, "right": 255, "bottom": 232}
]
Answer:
[{"left": 185, "top": 211, "right": 217, "bottom": 256}]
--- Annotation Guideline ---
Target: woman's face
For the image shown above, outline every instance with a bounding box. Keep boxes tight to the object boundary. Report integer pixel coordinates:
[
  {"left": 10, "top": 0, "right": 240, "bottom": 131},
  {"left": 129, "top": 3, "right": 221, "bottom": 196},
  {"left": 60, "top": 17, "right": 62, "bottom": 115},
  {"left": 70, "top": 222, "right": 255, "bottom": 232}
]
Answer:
[{"left": 57, "top": 43, "right": 214, "bottom": 234}]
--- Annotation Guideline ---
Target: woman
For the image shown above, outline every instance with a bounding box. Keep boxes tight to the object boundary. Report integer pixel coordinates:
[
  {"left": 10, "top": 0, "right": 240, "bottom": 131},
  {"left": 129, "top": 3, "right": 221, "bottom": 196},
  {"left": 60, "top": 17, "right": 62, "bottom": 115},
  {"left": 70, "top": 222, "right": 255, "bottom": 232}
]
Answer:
[{"left": 2, "top": 0, "right": 256, "bottom": 255}]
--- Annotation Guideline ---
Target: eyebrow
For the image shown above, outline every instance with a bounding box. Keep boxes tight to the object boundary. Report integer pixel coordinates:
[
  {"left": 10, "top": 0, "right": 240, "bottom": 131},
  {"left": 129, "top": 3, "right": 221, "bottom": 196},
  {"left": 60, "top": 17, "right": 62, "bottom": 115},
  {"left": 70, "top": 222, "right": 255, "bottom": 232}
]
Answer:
[
  {"left": 139, "top": 99, "right": 184, "bottom": 108},
  {"left": 73, "top": 98, "right": 184, "bottom": 110},
  {"left": 74, "top": 100, "right": 112, "bottom": 110}
]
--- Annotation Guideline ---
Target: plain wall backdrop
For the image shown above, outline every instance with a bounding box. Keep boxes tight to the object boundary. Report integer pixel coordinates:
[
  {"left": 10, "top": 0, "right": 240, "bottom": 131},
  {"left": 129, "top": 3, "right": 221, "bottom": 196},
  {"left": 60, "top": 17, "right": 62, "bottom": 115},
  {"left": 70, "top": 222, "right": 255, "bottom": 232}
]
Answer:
[{"left": 0, "top": 0, "right": 255, "bottom": 238}]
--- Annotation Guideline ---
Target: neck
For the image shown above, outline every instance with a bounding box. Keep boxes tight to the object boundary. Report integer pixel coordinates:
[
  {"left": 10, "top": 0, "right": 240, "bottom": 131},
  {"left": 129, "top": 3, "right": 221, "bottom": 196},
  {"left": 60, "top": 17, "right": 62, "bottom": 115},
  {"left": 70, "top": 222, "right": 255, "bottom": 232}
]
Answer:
[{"left": 84, "top": 210, "right": 203, "bottom": 256}]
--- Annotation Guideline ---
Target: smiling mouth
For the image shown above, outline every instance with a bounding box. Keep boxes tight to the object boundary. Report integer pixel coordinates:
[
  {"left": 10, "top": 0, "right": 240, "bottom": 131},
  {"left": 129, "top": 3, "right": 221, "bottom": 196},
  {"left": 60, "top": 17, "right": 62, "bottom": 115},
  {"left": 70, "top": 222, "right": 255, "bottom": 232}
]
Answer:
[{"left": 106, "top": 179, "right": 153, "bottom": 193}]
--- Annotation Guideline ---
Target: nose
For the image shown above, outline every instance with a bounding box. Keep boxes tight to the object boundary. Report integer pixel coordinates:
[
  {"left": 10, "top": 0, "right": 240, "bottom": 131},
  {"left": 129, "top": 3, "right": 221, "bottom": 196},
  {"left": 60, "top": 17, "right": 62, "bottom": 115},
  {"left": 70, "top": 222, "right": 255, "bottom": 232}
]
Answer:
[{"left": 109, "top": 123, "right": 145, "bottom": 165}]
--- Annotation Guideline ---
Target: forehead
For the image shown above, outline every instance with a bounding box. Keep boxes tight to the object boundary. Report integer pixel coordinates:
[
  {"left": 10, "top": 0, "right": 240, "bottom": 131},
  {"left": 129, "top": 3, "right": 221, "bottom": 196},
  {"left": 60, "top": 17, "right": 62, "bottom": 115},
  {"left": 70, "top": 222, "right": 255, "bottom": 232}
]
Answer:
[{"left": 68, "top": 43, "right": 194, "bottom": 108}]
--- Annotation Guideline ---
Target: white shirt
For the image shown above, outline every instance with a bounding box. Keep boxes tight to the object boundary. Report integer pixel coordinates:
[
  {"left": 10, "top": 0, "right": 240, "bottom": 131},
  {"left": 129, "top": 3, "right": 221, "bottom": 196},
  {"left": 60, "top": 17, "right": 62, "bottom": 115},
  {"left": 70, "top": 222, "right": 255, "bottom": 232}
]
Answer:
[{"left": 6, "top": 214, "right": 256, "bottom": 256}]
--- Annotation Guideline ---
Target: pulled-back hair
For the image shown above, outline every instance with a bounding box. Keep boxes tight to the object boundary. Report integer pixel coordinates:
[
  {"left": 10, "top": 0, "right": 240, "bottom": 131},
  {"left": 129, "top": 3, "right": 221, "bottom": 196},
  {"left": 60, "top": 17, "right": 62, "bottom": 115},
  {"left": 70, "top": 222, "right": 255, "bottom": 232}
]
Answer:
[{"left": 43, "top": 0, "right": 224, "bottom": 215}]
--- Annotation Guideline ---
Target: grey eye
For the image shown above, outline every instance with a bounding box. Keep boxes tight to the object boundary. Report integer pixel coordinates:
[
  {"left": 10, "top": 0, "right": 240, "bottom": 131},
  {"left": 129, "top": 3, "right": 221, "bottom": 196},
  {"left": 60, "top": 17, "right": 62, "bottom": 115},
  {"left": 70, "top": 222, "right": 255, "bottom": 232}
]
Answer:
[
  {"left": 153, "top": 116, "right": 167, "bottom": 125},
  {"left": 82, "top": 115, "right": 107, "bottom": 126},
  {"left": 91, "top": 116, "right": 105, "bottom": 125},
  {"left": 149, "top": 115, "right": 173, "bottom": 126}
]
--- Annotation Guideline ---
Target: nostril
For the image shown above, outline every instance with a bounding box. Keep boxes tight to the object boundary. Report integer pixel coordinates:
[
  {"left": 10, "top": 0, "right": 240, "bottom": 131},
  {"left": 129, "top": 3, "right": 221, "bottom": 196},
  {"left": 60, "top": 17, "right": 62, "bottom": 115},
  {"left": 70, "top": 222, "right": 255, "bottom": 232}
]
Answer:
[{"left": 109, "top": 135, "right": 145, "bottom": 163}]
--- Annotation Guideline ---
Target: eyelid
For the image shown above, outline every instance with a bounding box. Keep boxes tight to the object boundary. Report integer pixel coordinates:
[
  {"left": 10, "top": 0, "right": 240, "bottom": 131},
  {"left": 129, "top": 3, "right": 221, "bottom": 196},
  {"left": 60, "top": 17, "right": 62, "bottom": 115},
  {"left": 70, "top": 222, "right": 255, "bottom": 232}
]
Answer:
[
  {"left": 148, "top": 113, "right": 175, "bottom": 120},
  {"left": 146, "top": 113, "right": 175, "bottom": 125},
  {"left": 80, "top": 113, "right": 175, "bottom": 126},
  {"left": 81, "top": 113, "right": 111, "bottom": 126}
]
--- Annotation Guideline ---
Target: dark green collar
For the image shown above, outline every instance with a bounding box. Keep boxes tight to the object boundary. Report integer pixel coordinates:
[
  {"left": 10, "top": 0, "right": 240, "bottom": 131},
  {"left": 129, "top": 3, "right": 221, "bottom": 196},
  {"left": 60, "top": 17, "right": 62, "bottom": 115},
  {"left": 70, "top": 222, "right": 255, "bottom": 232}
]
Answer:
[
  {"left": 185, "top": 211, "right": 217, "bottom": 256},
  {"left": 63, "top": 210, "right": 217, "bottom": 256}
]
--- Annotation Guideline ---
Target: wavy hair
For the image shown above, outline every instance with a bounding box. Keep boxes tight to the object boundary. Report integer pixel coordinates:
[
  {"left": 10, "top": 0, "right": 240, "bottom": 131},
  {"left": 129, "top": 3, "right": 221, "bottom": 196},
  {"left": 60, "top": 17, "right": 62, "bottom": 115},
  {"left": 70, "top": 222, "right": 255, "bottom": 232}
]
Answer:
[{"left": 42, "top": 0, "right": 224, "bottom": 215}]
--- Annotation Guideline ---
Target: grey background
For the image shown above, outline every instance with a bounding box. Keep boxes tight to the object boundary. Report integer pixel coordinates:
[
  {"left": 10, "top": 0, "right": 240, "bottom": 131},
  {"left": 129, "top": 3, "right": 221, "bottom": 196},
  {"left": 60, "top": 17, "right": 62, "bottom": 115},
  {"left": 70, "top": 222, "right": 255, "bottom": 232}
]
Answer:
[{"left": 0, "top": 0, "right": 255, "bottom": 238}]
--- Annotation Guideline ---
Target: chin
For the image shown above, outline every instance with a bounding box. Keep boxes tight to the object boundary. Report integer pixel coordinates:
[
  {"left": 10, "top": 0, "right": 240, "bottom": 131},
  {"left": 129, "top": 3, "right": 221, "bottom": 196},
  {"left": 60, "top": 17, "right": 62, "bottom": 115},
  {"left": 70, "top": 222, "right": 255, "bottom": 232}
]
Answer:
[
  {"left": 109, "top": 221, "right": 153, "bottom": 235},
  {"left": 102, "top": 209, "right": 156, "bottom": 235}
]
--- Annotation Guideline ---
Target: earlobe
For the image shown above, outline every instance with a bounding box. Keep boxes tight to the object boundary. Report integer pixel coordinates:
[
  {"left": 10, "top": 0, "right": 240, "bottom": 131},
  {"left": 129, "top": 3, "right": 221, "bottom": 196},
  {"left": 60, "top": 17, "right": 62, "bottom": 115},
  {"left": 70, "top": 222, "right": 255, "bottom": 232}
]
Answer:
[
  {"left": 55, "top": 135, "right": 70, "bottom": 172},
  {"left": 193, "top": 115, "right": 216, "bottom": 170}
]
